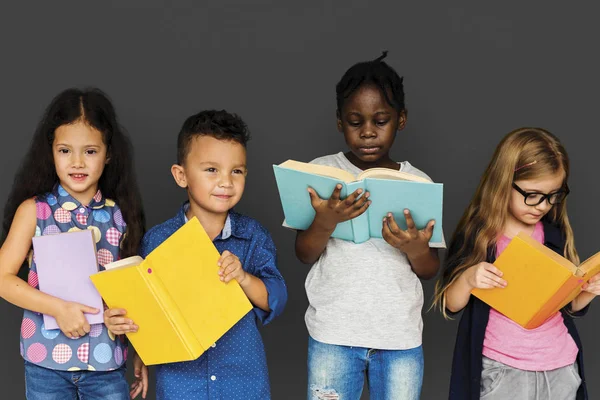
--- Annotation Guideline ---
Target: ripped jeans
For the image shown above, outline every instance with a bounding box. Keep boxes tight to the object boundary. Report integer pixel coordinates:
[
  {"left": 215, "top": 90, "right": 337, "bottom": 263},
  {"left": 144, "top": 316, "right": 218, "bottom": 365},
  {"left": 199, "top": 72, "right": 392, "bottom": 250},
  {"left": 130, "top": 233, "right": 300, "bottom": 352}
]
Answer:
[{"left": 307, "top": 336, "right": 423, "bottom": 400}]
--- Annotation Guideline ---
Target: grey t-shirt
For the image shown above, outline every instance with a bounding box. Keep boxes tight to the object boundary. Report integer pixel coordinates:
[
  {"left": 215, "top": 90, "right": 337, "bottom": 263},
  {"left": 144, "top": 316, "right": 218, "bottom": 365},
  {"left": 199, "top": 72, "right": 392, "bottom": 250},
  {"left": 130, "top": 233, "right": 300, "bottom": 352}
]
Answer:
[{"left": 303, "top": 152, "right": 445, "bottom": 350}]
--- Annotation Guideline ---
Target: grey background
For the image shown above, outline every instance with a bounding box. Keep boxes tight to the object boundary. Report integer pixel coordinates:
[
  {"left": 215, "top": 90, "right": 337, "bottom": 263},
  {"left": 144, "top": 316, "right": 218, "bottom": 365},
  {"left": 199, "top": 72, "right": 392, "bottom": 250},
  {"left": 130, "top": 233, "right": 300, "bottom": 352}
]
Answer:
[{"left": 1, "top": 1, "right": 599, "bottom": 399}]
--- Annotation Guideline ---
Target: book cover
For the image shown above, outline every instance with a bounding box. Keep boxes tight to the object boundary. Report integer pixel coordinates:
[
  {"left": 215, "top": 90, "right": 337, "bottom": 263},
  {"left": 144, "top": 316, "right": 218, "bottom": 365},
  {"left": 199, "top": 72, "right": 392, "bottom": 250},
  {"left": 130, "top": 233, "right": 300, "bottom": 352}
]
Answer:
[
  {"left": 32, "top": 229, "right": 104, "bottom": 330},
  {"left": 471, "top": 232, "right": 600, "bottom": 329},
  {"left": 273, "top": 160, "right": 444, "bottom": 244},
  {"left": 90, "top": 217, "right": 253, "bottom": 365}
]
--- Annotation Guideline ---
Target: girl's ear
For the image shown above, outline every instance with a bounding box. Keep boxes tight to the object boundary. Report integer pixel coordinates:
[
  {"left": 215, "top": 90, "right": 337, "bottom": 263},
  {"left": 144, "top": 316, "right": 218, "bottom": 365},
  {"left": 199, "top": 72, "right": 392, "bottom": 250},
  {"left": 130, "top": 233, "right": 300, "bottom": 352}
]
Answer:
[
  {"left": 397, "top": 110, "right": 407, "bottom": 131},
  {"left": 171, "top": 164, "right": 188, "bottom": 188},
  {"left": 336, "top": 110, "right": 343, "bottom": 132}
]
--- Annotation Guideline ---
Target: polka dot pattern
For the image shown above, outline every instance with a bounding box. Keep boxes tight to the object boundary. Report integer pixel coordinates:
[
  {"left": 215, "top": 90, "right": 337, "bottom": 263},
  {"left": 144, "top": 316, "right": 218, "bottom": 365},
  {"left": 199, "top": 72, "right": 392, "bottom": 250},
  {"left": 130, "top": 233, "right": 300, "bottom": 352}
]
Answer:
[
  {"left": 61, "top": 201, "right": 77, "bottom": 211},
  {"left": 52, "top": 343, "right": 72, "bottom": 364},
  {"left": 141, "top": 206, "right": 285, "bottom": 398},
  {"left": 94, "top": 343, "right": 113, "bottom": 364},
  {"left": 28, "top": 271, "right": 38, "bottom": 288},
  {"left": 46, "top": 194, "right": 57, "bottom": 206},
  {"left": 106, "top": 228, "right": 122, "bottom": 246},
  {"left": 114, "top": 346, "right": 123, "bottom": 365},
  {"left": 77, "top": 343, "right": 90, "bottom": 363},
  {"left": 42, "top": 225, "right": 61, "bottom": 235},
  {"left": 76, "top": 213, "right": 88, "bottom": 225},
  {"left": 21, "top": 184, "right": 127, "bottom": 372},
  {"left": 97, "top": 249, "right": 113, "bottom": 266},
  {"left": 36, "top": 203, "right": 51, "bottom": 220},
  {"left": 27, "top": 343, "right": 47, "bottom": 363},
  {"left": 89, "top": 324, "right": 103, "bottom": 338},
  {"left": 93, "top": 209, "right": 111, "bottom": 223},
  {"left": 41, "top": 324, "right": 60, "bottom": 340},
  {"left": 53, "top": 208, "right": 71, "bottom": 223},
  {"left": 21, "top": 318, "right": 36, "bottom": 339},
  {"left": 113, "top": 210, "right": 125, "bottom": 226}
]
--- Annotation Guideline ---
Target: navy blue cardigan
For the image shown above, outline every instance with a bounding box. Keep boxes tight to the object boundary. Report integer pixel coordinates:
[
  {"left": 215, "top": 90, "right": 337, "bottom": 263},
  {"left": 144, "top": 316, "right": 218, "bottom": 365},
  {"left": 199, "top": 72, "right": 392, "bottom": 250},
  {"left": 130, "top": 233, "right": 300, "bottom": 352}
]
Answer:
[{"left": 447, "top": 221, "right": 589, "bottom": 400}]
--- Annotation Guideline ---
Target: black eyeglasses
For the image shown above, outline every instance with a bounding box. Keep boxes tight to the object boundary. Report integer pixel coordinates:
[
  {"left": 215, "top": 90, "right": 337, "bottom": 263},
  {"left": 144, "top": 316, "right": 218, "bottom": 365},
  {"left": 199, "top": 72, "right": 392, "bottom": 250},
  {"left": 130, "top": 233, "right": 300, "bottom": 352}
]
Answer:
[{"left": 512, "top": 182, "right": 570, "bottom": 206}]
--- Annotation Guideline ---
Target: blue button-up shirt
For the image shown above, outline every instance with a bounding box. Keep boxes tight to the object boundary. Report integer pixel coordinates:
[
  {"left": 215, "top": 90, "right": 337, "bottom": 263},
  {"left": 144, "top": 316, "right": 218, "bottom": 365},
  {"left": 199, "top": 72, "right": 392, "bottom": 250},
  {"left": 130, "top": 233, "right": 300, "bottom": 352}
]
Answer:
[{"left": 140, "top": 203, "right": 287, "bottom": 400}]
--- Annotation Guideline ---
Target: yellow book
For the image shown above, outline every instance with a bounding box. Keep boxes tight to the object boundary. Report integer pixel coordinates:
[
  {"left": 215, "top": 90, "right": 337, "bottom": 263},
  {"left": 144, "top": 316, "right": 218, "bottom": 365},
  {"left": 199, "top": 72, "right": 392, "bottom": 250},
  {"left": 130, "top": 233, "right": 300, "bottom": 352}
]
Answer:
[
  {"left": 471, "top": 232, "right": 600, "bottom": 329},
  {"left": 90, "top": 217, "right": 253, "bottom": 365}
]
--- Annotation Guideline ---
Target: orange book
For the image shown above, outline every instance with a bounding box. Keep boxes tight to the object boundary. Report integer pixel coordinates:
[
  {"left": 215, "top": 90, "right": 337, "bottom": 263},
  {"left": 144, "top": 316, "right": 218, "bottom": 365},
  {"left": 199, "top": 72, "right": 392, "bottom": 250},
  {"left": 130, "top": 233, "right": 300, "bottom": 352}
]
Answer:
[{"left": 471, "top": 232, "right": 600, "bottom": 329}]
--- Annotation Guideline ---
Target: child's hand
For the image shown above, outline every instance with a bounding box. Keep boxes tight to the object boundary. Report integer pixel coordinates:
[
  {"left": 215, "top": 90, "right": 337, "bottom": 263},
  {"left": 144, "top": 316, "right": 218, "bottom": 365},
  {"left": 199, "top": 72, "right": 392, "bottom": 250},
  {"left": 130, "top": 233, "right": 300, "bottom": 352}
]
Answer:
[
  {"left": 308, "top": 185, "right": 371, "bottom": 230},
  {"left": 55, "top": 301, "right": 99, "bottom": 339},
  {"left": 581, "top": 272, "right": 600, "bottom": 296},
  {"left": 130, "top": 352, "right": 148, "bottom": 399},
  {"left": 218, "top": 250, "right": 247, "bottom": 285},
  {"left": 381, "top": 210, "right": 433, "bottom": 256},
  {"left": 103, "top": 308, "right": 138, "bottom": 335},
  {"left": 464, "top": 262, "right": 507, "bottom": 290}
]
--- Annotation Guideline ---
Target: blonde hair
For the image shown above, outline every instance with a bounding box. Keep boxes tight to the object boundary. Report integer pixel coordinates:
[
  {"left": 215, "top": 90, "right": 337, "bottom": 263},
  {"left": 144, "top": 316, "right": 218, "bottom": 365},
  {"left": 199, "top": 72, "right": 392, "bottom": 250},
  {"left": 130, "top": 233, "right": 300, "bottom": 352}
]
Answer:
[{"left": 433, "top": 127, "right": 578, "bottom": 317}]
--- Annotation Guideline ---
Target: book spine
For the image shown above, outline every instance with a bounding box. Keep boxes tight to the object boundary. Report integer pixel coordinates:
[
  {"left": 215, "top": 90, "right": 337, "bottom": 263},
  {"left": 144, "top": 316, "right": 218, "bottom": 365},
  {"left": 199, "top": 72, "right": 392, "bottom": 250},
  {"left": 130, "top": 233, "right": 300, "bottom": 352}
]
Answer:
[
  {"left": 140, "top": 263, "right": 204, "bottom": 359},
  {"left": 526, "top": 276, "right": 582, "bottom": 329}
]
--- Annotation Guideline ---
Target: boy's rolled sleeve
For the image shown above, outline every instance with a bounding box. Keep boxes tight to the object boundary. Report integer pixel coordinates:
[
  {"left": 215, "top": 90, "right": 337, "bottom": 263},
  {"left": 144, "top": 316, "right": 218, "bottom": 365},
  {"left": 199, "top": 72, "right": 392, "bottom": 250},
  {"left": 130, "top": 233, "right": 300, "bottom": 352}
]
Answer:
[{"left": 246, "top": 230, "right": 287, "bottom": 325}]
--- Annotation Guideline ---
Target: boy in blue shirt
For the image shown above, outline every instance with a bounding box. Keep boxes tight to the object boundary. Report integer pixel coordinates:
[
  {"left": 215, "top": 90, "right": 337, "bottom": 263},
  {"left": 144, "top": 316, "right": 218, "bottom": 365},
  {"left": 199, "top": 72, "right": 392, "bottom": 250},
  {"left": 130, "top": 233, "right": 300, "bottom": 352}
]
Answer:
[{"left": 105, "top": 110, "right": 287, "bottom": 400}]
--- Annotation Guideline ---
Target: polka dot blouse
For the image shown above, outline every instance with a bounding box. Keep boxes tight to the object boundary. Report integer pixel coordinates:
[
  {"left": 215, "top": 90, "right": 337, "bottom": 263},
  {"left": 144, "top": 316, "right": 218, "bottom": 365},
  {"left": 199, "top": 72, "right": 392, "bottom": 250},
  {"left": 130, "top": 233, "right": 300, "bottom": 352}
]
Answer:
[{"left": 20, "top": 184, "right": 128, "bottom": 372}]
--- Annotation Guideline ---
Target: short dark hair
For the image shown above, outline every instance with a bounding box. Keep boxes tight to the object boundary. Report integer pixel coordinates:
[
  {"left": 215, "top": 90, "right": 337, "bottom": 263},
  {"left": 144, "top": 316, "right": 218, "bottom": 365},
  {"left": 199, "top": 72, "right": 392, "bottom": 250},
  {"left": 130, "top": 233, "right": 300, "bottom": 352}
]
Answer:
[
  {"left": 336, "top": 50, "right": 406, "bottom": 114},
  {"left": 176, "top": 109, "right": 251, "bottom": 165}
]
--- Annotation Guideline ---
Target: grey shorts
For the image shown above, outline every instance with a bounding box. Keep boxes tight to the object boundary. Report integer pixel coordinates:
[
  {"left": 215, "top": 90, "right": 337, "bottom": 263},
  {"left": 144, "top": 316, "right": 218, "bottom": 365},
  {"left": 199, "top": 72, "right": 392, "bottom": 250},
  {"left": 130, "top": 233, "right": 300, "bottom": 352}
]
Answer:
[{"left": 480, "top": 356, "right": 582, "bottom": 400}]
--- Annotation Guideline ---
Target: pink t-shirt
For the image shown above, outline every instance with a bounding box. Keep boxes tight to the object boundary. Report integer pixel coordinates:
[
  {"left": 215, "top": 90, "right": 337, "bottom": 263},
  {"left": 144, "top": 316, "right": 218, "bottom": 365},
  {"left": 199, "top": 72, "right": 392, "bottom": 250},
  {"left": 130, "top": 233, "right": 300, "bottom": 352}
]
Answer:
[{"left": 481, "top": 221, "right": 579, "bottom": 371}]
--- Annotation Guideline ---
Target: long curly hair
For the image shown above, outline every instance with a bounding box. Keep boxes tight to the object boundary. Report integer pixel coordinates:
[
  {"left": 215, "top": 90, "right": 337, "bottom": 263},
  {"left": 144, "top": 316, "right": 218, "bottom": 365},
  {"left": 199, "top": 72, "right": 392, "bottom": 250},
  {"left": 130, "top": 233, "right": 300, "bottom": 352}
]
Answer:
[{"left": 1, "top": 87, "right": 145, "bottom": 258}]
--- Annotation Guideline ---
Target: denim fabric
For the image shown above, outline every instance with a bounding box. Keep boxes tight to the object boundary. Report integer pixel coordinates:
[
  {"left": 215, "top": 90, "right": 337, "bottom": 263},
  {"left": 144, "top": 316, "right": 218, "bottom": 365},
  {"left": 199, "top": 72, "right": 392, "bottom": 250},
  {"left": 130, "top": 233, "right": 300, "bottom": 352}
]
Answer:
[
  {"left": 307, "top": 336, "right": 423, "bottom": 400},
  {"left": 24, "top": 361, "right": 128, "bottom": 400}
]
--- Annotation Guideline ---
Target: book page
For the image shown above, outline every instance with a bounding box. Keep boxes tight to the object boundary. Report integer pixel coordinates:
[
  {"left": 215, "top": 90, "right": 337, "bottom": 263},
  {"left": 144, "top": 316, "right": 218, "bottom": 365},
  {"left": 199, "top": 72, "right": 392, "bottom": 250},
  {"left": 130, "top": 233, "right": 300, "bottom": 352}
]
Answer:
[
  {"left": 103, "top": 256, "right": 144, "bottom": 271},
  {"left": 578, "top": 251, "right": 600, "bottom": 278},
  {"left": 278, "top": 160, "right": 356, "bottom": 183},
  {"left": 357, "top": 168, "right": 430, "bottom": 183}
]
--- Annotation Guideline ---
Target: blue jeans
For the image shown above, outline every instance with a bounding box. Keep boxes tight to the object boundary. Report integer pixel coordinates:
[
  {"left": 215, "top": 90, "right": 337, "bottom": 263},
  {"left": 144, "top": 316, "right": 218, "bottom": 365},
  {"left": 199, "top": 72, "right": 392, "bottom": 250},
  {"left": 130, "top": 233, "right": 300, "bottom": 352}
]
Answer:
[
  {"left": 24, "top": 361, "right": 129, "bottom": 400},
  {"left": 307, "top": 336, "right": 424, "bottom": 400}
]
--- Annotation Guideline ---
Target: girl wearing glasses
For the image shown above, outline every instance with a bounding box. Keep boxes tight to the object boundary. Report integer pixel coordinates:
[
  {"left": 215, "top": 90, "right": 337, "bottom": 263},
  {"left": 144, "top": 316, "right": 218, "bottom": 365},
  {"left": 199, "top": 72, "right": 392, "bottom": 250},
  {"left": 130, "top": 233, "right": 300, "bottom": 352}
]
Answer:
[{"left": 433, "top": 127, "right": 598, "bottom": 400}]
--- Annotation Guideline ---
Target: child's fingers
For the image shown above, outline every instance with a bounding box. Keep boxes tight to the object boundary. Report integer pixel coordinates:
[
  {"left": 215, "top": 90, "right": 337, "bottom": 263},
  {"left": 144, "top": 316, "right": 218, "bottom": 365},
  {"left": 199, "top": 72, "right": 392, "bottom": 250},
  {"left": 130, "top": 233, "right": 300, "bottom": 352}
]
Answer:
[
  {"left": 218, "top": 256, "right": 239, "bottom": 275},
  {"left": 344, "top": 188, "right": 363, "bottom": 206},
  {"left": 482, "top": 272, "right": 507, "bottom": 287},
  {"left": 307, "top": 188, "right": 322, "bottom": 209},
  {"left": 351, "top": 191, "right": 369, "bottom": 208},
  {"left": 349, "top": 199, "right": 371, "bottom": 218},
  {"left": 385, "top": 214, "right": 409, "bottom": 238},
  {"left": 483, "top": 263, "right": 503, "bottom": 278},
  {"left": 421, "top": 220, "right": 436, "bottom": 240},
  {"left": 328, "top": 184, "right": 343, "bottom": 202},
  {"left": 217, "top": 251, "right": 232, "bottom": 266},
  {"left": 402, "top": 209, "right": 419, "bottom": 237},
  {"left": 104, "top": 308, "right": 127, "bottom": 318}
]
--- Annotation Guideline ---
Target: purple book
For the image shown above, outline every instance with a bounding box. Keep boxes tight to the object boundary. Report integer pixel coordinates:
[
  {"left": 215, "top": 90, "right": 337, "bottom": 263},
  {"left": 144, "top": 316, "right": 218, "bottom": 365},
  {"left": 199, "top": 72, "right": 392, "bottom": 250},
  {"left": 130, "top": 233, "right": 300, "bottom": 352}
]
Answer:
[{"left": 32, "top": 229, "right": 104, "bottom": 330}]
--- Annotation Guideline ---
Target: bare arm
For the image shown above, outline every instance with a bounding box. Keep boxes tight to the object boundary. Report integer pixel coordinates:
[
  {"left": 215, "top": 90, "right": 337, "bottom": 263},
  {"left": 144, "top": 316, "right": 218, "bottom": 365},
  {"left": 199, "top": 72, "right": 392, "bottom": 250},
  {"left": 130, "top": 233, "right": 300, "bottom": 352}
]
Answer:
[{"left": 0, "top": 199, "right": 99, "bottom": 338}]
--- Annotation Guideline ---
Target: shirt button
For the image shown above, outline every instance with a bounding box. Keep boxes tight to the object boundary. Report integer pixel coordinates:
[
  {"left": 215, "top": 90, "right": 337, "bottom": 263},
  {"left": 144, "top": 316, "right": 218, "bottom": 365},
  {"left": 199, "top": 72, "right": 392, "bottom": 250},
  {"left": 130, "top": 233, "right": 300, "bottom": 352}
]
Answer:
[
  {"left": 210, "top": 375, "right": 216, "bottom": 381},
  {"left": 79, "top": 208, "right": 85, "bottom": 213},
  {"left": 211, "top": 343, "right": 216, "bottom": 348}
]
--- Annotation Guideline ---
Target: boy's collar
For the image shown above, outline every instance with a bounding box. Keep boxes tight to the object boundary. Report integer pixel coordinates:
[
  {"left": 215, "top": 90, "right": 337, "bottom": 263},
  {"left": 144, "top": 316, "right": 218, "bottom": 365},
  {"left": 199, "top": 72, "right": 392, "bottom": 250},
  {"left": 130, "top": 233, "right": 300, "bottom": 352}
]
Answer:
[
  {"left": 179, "top": 202, "right": 251, "bottom": 240},
  {"left": 52, "top": 183, "right": 106, "bottom": 212}
]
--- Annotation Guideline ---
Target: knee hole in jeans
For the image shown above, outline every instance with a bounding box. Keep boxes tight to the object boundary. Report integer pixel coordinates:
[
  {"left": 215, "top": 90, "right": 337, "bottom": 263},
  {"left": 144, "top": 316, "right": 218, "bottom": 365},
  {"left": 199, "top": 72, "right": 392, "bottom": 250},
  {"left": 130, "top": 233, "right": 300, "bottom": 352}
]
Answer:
[{"left": 310, "top": 384, "right": 340, "bottom": 400}]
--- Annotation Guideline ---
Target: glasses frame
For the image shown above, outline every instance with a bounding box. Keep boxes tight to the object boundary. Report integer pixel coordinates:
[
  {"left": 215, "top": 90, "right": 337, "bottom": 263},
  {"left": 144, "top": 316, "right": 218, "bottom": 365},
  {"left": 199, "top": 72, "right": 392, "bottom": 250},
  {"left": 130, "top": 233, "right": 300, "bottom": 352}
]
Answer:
[{"left": 512, "top": 182, "right": 570, "bottom": 206}]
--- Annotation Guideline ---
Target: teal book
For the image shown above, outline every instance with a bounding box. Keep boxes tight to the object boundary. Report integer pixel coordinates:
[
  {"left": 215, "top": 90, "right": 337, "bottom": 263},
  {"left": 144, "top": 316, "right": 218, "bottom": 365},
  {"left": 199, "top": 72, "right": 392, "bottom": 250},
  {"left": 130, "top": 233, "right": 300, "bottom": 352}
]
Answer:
[{"left": 273, "top": 160, "right": 444, "bottom": 244}]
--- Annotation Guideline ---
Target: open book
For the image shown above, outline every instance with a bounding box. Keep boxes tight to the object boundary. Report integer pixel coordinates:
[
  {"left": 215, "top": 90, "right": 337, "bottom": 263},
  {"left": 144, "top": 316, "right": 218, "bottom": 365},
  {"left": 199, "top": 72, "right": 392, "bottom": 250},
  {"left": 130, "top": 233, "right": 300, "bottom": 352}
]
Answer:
[
  {"left": 32, "top": 230, "right": 104, "bottom": 330},
  {"left": 273, "top": 159, "right": 444, "bottom": 245},
  {"left": 471, "top": 232, "right": 600, "bottom": 329},
  {"left": 90, "top": 217, "right": 252, "bottom": 365}
]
